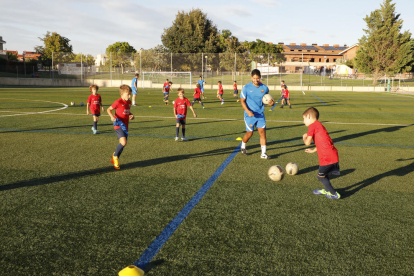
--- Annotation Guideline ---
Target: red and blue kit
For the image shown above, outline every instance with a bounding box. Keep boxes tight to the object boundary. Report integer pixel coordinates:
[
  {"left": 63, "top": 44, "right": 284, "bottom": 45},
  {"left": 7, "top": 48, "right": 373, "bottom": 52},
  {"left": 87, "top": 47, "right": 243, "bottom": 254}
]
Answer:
[
  {"left": 111, "top": 98, "right": 132, "bottom": 131},
  {"left": 283, "top": 89, "right": 290, "bottom": 99},
  {"left": 218, "top": 84, "right": 223, "bottom": 94},
  {"left": 87, "top": 94, "right": 102, "bottom": 115},
  {"left": 233, "top": 83, "right": 238, "bottom": 91},
  {"left": 174, "top": 97, "right": 191, "bottom": 119},
  {"left": 194, "top": 88, "right": 202, "bottom": 99},
  {"left": 163, "top": 82, "right": 169, "bottom": 92},
  {"left": 307, "top": 121, "right": 339, "bottom": 166},
  {"left": 165, "top": 85, "right": 171, "bottom": 93}
]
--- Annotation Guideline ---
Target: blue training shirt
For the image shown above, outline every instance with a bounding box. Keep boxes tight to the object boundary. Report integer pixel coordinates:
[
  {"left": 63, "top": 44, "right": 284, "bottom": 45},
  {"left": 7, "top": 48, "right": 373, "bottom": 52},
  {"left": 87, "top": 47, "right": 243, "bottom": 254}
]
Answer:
[
  {"left": 131, "top": 77, "right": 137, "bottom": 90},
  {"left": 241, "top": 82, "right": 269, "bottom": 115},
  {"left": 197, "top": 80, "right": 204, "bottom": 90}
]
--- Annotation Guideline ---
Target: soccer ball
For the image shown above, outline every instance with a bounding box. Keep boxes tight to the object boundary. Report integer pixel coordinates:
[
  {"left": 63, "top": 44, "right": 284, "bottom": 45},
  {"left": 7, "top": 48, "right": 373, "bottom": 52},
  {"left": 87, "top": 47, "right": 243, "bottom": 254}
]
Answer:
[
  {"left": 262, "top": 94, "right": 273, "bottom": 105},
  {"left": 286, "top": 162, "right": 299, "bottom": 175},
  {"left": 79, "top": 102, "right": 84, "bottom": 106},
  {"left": 268, "top": 165, "right": 285, "bottom": 181},
  {"left": 172, "top": 101, "right": 175, "bottom": 104},
  {"left": 70, "top": 101, "right": 75, "bottom": 106}
]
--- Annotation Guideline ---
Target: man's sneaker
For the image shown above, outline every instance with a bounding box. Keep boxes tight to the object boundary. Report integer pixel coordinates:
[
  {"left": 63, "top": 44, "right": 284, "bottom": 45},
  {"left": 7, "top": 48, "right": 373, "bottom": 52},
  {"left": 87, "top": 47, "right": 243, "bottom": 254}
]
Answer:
[
  {"left": 260, "top": 153, "right": 271, "bottom": 159},
  {"left": 325, "top": 191, "right": 341, "bottom": 199},
  {"left": 313, "top": 189, "right": 327, "bottom": 195},
  {"left": 221, "top": 101, "right": 224, "bottom": 105},
  {"left": 181, "top": 137, "right": 188, "bottom": 141},
  {"left": 175, "top": 137, "right": 179, "bottom": 141},
  {"left": 241, "top": 148, "right": 247, "bottom": 155},
  {"left": 289, "top": 106, "right": 292, "bottom": 109},
  {"left": 203, "top": 106, "right": 205, "bottom": 109},
  {"left": 280, "top": 105, "right": 284, "bottom": 108},
  {"left": 91, "top": 127, "right": 97, "bottom": 134},
  {"left": 111, "top": 153, "right": 120, "bottom": 169}
]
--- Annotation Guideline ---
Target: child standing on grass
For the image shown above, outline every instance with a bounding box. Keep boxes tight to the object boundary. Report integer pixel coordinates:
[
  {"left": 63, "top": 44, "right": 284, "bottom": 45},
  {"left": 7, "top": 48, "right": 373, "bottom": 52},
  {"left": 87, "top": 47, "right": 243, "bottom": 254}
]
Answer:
[
  {"left": 280, "top": 80, "right": 287, "bottom": 105},
  {"left": 217, "top": 81, "right": 224, "bottom": 105},
  {"left": 192, "top": 83, "right": 205, "bottom": 109},
  {"left": 107, "top": 85, "right": 135, "bottom": 170},
  {"left": 302, "top": 107, "right": 340, "bottom": 199},
  {"left": 197, "top": 76, "right": 206, "bottom": 99},
  {"left": 280, "top": 85, "right": 292, "bottom": 109},
  {"left": 174, "top": 88, "right": 197, "bottom": 141},
  {"left": 86, "top": 84, "right": 104, "bottom": 134},
  {"left": 163, "top": 81, "right": 173, "bottom": 105},
  {"left": 233, "top": 81, "right": 239, "bottom": 102}
]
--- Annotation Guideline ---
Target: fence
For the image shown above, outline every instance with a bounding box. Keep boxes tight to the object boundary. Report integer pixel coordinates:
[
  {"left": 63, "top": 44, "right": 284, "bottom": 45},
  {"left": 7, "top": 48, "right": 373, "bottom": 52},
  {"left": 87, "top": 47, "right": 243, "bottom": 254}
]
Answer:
[{"left": 1, "top": 51, "right": 413, "bottom": 90}]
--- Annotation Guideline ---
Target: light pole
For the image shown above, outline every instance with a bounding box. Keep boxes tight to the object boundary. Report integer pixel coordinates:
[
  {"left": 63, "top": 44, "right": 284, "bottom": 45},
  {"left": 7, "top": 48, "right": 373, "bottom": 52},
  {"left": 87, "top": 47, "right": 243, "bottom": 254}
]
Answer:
[
  {"left": 23, "top": 52, "right": 26, "bottom": 77},
  {"left": 205, "top": 56, "right": 208, "bottom": 78}
]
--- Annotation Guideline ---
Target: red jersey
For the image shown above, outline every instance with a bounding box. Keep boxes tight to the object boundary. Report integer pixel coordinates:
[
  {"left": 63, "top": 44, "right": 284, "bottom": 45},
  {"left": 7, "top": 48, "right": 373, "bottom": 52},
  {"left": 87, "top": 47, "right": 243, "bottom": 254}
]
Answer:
[
  {"left": 111, "top": 98, "right": 132, "bottom": 131},
  {"left": 163, "top": 82, "right": 169, "bottom": 92},
  {"left": 233, "top": 83, "right": 238, "bottom": 90},
  {"left": 165, "top": 85, "right": 171, "bottom": 93},
  {"left": 194, "top": 88, "right": 202, "bottom": 99},
  {"left": 87, "top": 94, "right": 102, "bottom": 114},
  {"left": 307, "top": 121, "right": 339, "bottom": 166},
  {"left": 174, "top": 97, "right": 191, "bottom": 119},
  {"left": 218, "top": 84, "right": 223, "bottom": 94},
  {"left": 283, "top": 89, "right": 289, "bottom": 98}
]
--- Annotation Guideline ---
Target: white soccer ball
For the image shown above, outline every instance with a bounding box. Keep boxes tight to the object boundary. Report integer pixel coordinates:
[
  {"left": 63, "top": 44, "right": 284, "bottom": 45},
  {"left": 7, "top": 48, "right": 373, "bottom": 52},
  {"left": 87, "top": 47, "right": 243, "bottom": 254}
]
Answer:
[
  {"left": 268, "top": 165, "right": 285, "bottom": 181},
  {"left": 79, "top": 102, "right": 84, "bottom": 106},
  {"left": 286, "top": 162, "right": 299, "bottom": 176},
  {"left": 70, "top": 101, "right": 75, "bottom": 106},
  {"left": 262, "top": 94, "right": 273, "bottom": 105},
  {"left": 172, "top": 101, "right": 175, "bottom": 104}
]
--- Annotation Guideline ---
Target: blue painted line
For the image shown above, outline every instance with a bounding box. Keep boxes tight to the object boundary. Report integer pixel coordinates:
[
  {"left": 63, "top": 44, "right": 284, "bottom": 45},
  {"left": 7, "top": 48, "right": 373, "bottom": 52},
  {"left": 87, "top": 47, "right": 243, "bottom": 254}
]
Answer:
[
  {"left": 134, "top": 143, "right": 242, "bottom": 270},
  {"left": 271, "top": 96, "right": 284, "bottom": 110},
  {"left": 312, "top": 94, "right": 326, "bottom": 105}
]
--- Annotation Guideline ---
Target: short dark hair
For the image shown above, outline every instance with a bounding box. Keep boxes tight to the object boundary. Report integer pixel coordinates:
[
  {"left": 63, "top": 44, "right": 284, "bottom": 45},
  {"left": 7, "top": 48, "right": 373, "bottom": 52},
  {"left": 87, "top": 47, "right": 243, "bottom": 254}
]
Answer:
[
  {"left": 169, "top": 81, "right": 173, "bottom": 84},
  {"left": 303, "top": 107, "right": 319, "bottom": 120},
  {"left": 135, "top": 73, "right": 139, "bottom": 77},
  {"left": 251, "top": 69, "right": 261, "bottom": 77}
]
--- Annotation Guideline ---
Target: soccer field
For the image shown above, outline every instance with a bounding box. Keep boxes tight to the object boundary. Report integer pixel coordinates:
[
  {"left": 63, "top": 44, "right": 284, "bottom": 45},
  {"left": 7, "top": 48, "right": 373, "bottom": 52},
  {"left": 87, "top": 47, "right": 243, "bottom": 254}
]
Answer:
[{"left": 0, "top": 86, "right": 413, "bottom": 275}]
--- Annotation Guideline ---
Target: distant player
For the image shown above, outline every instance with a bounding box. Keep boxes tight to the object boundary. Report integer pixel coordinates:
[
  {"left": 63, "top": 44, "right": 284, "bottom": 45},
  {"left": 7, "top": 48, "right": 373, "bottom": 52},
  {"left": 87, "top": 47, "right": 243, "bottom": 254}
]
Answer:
[
  {"left": 192, "top": 83, "right": 205, "bottom": 109},
  {"left": 217, "top": 81, "right": 224, "bottom": 105},
  {"left": 163, "top": 81, "right": 173, "bottom": 105},
  {"left": 280, "top": 85, "right": 292, "bottom": 109},
  {"left": 173, "top": 88, "right": 197, "bottom": 141},
  {"left": 131, "top": 73, "right": 139, "bottom": 106},
  {"left": 197, "top": 76, "right": 206, "bottom": 99},
  {"left": 107, "top": 85, "right": 134, "bottom": 170},
  {"left": 233, "top": 80, "right": 239, "bottom": 102},
  {"left": 302, "top": 107, "right": 340, "bottom": 199},
  {"left": 240, "top": 69, "right": 274, "bottom": 159},
  {"left": 86, "top": 84, "right": 104, "bottom": 134},
  {"left": 163, "top": 79, "right": 169, "bottom": 93}
]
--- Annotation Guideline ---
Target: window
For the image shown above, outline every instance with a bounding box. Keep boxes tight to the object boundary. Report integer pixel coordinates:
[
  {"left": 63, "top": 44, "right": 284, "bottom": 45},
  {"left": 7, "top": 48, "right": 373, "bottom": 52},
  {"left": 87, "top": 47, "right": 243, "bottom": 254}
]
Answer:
[
  {"left": 298, "top": 50, "right": 302, "bottom": 52},
  {"left": 326, "top": 58, "right": 330, "bottom": 62},
  {"left": 333, "top": 59, "right": 336, "bottom": 62},
  {"left": 307, "top": 50, "right": 311, "bottom": 52},
  {"left": 319, "top": 58, "right": 321, "bottom": 62}
]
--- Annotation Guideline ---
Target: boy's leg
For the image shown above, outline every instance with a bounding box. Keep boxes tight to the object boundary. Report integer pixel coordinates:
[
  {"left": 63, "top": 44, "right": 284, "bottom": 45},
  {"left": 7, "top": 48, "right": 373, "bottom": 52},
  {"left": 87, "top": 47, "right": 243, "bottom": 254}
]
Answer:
[
  {"left": 258, "top": 126, "right": 270, "bottom": 159},
  {"left": 199, "top": 100, "right": 204, "bottom": 108},
  {"left": 181, "top": 120, "right": 186, "bottom": 140},
  {"left": 114, "top": 137, "right": 127, "bottom": 158},
  {"left": 315, "top": 163, "right": 340, "bottom": 198},
  {"left": 175, "top": 122, "right": 180, "bottom": 140}
]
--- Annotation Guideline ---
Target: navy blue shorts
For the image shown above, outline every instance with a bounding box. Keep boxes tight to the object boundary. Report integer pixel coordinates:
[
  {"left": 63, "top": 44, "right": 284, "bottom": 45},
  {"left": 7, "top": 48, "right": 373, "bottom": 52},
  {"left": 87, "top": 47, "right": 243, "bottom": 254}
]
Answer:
[
  {"left": 116, "top": 128, "right": 128, "bottom": 139},
  {"left": 193, "top": 98, "right": 201, "bottom": 102},
  {"left": 234, "top": 90, "right": 238, "bottom": 94},
  {"left": 318, "top": 162, "right": 340, "bottom": 176},
  {"left": 176, "top": 119, "right": 186, "bottom": 125},
  {"left": 91, "top": 114, "right": 101, "bottom": 117}
]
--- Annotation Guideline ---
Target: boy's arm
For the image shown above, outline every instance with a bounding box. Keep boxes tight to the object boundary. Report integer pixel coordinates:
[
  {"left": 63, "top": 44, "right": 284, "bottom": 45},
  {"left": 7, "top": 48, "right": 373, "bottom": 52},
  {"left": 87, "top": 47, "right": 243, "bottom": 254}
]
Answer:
[
  {"left": 173, "top": 106, "right": 177, "bottom": 118},
  {"left": 305, "top": 147, "right": 317, "bottom": 153},
  {"left": 86, "top": 103, "right": 90, "bottom": 115},
  {"left": 303, "top": 133, "right": 313, "bottom": 146},
  {"left": 129, "top": 112, "right": 134, "bottom": 120},
  {"left": 240, "top": 98, "right": 253, "bottom": 117},
  {"left": 107, "top": 106, "right": 116, "bottom": 121},
  {"left": 189, "top": 105, "right": 197, "bottom": 118}
]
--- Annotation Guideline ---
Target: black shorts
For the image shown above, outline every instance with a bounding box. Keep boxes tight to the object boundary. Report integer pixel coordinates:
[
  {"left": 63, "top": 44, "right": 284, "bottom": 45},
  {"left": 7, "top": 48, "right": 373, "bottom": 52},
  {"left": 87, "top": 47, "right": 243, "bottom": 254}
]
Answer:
[
  {"left": 193, "top": 98, "right": 201, "bottom": 102},
  {"left": 176, "top": 119, "right": 186, "bottom": 125},
  {"left": 115, "top": 128, "right": 128, "bottom": 139},
  {"left": 318, "top": 162, "right": 340, "bottom": 177},
  {"left": 234, "top": 90, "right": 238, "bottom": 94}
]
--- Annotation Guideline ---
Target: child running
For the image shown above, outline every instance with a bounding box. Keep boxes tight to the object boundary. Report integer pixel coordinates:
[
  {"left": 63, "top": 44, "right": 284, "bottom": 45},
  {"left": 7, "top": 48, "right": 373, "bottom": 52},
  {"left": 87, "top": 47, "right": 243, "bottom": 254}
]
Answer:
[
  {"left": 86, "top": 84, "right": 104, "bottom": 134},
  {"left": 173, "top": 88, "right": 197, "bottom": 141},
  {"left": 192, "top": 83, "right": 205, "bottom": 109},
  {"left": 163, "top": 81, "right": 173, "bottom": 105},
  {"left": 302, "top": 107, "right": 340, "bottom": 199},
  {"left": 217, "top": 81, "right": 224, "bottom": 105},
  {"left": 280, "top": 85, "right": 292, "bottom": 109},
  {"left": 233, "top": 80, "right": 239, "bottom": 102},
  {"left": 107, "top": 85, "right": 134, "bottom": 170},
  {"left": 197, "top": 76, "right": 206, "bottom": 99}
]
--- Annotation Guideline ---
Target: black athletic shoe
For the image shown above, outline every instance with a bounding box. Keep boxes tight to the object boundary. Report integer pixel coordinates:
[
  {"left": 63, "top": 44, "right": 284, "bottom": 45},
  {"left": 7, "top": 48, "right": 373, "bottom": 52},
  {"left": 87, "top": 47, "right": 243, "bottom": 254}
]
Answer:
[{"left": 241, "top": 148, "right": 247, "bottom": 155}]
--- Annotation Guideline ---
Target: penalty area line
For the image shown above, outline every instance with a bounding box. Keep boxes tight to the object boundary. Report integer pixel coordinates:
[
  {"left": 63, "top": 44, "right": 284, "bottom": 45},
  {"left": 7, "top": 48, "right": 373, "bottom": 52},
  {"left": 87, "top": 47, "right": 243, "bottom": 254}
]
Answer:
[{"left": 133, "top": 143, "right": 242, "bottom": 270}]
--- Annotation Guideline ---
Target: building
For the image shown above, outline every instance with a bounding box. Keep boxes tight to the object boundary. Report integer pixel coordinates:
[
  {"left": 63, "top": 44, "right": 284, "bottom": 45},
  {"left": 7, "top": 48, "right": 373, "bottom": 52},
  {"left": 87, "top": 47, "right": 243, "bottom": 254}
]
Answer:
[
  {"left": 0, "top": 36, "right": 7, "bottom": 59},
  {"left": 4, "top": 50, "right": 41, "bottom": 61},
  {"left": 95, "top": 54, "right": 107, "bottom": 67}
]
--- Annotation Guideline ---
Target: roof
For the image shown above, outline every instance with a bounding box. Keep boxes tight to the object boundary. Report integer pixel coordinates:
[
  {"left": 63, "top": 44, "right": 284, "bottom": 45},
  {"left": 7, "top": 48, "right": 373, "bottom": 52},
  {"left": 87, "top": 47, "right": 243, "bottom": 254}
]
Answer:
[
  {"left": 338, "top": 43, "right": 359, "bottom": 55},
  {"left": 285, "top": 45, "right": 319, "bottom": 50}
]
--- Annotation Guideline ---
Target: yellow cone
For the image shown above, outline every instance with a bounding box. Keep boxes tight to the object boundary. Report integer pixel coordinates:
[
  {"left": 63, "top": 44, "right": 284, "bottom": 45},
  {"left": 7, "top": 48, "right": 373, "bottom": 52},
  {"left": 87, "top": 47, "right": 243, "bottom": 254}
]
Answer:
[
  {"left": 119, "top": 265, "right": 144, "bottom": 276},
  {"left": 149, "top": 106, "right": 152, "bottom": 108},
  {"left": 236, "top": 137, "right": 242, "bottom": 141}
]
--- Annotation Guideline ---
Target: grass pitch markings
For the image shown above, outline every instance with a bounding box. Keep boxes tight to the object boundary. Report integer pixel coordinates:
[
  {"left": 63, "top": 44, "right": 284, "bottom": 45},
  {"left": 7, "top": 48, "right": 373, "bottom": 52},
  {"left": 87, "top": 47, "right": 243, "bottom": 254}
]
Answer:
[{"left": 0, "top": 98, "right": 68, "bottom": 117}]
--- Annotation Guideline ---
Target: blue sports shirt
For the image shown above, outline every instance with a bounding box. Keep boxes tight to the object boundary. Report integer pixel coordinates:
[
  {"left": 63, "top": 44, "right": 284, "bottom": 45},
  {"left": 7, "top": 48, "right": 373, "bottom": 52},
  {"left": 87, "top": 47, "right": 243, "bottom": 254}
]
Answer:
[
  {"left": 197, "top": 80, "right": 204, "bottom": 90},
  {"left": 241, "top": 82, "right": 269, "bottom": 115},
  {"left": 131, "top": 77, "right": 137, "bottom": 90}
]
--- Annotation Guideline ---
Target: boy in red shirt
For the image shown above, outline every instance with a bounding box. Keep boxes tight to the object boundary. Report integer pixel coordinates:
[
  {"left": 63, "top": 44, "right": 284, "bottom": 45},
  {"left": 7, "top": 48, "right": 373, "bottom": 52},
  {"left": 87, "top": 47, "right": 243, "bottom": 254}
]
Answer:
[
  {"left": 192, "top": 83, "right": 205, "bottom": 109},
  {"left": 302, "top": 107, "right": 340, "bottom": 199},
  {"left": 86, "top": 84, "right": 104, "bottom": 134},
  {"left": 280, "top": 85, "right": 292, "bottom": 109},
  {"left": 173, "top": 88, "right": 197, "bottom": 141},
  {"left": 107, "top": 85, "right": 135, "bottom": 169},
  {"left": 217, "top": 81, "right": 224, "bottom": 105},
  {"left": 233, "top": 81, "right": 239, "bottom": 102},
  {"left": 163, "top": 81, "right": 173, "bottom": 105}
]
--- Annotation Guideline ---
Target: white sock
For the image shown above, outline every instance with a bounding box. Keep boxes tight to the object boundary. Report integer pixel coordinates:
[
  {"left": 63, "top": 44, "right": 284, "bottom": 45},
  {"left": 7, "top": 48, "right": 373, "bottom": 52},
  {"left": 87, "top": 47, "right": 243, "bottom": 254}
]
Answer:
[
  {"left": 261, "top": 145, "right": 266, "bottom": 155},
  {"left": 132, "top": 101, "right": 135, "bottom": 105},
  {"left": 241, "top": 142, "right": 246, "bottom": 149}
]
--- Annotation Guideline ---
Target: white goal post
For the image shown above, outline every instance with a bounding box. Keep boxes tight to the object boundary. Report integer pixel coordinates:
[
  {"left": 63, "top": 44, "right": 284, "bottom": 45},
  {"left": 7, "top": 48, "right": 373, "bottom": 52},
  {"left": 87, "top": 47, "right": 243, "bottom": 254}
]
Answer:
[{"left": 142, "top": 72, "right": 192, "bottom": 89}]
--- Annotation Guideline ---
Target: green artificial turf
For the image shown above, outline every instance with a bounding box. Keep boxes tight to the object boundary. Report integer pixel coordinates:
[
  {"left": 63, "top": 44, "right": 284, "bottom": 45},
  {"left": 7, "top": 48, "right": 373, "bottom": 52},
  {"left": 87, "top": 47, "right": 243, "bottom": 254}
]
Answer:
[{"left": 0, "top": 87, "right": 413, "bottom": 275}]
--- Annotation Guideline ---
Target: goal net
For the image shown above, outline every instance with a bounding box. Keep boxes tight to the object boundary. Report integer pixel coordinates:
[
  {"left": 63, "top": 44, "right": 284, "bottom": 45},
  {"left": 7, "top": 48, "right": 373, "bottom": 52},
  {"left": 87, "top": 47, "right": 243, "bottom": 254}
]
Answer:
[{"left": 142, "top": 72, "right": 192, "bottom": 89}]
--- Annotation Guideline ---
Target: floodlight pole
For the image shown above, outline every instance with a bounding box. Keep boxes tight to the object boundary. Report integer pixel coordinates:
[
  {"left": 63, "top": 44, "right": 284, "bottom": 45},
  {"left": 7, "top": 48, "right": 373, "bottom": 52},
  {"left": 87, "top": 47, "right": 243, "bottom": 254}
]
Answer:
[
  {"left": 170, "top": 53, "right": 172, "bottom": 81},
  {"left": 301, "top": 52, "right": 303, "bottom": 91},
  {"left": 81, "top": 53, "right": 83, "bottom": 85},
  {"left": 201, "top": 52, "right": 204, "bottom": 79}
]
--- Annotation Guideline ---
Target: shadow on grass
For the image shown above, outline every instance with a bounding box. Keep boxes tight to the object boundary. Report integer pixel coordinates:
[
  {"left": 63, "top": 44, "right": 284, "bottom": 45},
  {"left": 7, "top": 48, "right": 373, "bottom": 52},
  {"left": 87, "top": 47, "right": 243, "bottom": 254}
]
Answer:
[
  {"left": 0, "top": 145, "right": 239, "bottom": 192},
  {"left": 143, "top": 259, "right": 165, "bottom": 273},
  {"left": 338, "top": 160, "right": 414, "bottom": 199}
]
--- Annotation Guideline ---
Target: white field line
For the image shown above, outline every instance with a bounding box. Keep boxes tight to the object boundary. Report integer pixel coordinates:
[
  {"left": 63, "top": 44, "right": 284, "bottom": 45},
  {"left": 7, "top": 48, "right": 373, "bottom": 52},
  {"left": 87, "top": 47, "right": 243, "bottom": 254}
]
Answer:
[{"left": 0, "top": 98, "right": 68, "bottom": 117}]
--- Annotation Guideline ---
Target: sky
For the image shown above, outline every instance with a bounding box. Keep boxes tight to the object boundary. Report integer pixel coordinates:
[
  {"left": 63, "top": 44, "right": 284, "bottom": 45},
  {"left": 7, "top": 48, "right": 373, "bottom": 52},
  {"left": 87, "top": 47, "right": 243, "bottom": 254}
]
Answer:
[{"left": 1, "top": 0, "right": 414, "bottom": 56}]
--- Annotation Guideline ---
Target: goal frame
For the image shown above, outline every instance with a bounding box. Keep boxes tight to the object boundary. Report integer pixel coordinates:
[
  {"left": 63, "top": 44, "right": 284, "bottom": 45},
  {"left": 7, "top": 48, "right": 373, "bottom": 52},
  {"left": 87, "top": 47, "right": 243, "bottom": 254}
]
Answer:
[{"left": 142, "top": 71, "right": 192, "bottom": 89}]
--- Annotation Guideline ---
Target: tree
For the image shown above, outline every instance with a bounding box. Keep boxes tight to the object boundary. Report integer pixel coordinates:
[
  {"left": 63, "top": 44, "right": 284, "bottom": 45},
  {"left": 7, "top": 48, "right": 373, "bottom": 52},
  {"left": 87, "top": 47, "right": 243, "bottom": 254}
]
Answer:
[
  {"left": 34, "top": 31, "right": 73, "bottom": 70},
  {"left": 161, "top": 9, "right": 221, "bottom": 53},
  {"left": 71, "top": 53, "right": 95, "bottom": 66},
  {"left": 355, "top": 0, "right": 414, "bottom": 85},
  {"left": 6, "top": 52, "right": 18, "bottom": 61},
  {"left": 106, "top": 42, "right": 136, "bottom": 74}
]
